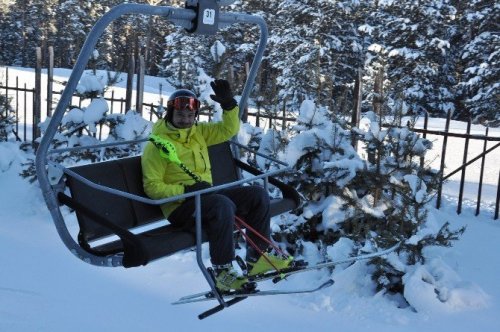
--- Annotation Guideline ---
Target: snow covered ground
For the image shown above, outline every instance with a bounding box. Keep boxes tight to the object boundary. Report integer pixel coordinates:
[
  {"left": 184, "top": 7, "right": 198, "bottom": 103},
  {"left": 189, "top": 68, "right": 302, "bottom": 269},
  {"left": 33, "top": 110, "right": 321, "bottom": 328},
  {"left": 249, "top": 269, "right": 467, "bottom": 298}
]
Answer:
[
  {"left": 0, "top": 149, "right": 499, "bottom": 331},
  {"left": 1, "top": 67, "right": 499, "bottom": 331}
]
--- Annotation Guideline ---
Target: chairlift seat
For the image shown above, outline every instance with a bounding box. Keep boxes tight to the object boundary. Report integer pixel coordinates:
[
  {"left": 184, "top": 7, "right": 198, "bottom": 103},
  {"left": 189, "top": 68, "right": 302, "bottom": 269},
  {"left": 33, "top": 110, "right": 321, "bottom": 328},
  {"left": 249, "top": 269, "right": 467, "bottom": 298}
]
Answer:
[{"left": 63, "top": 141, "right": 300, "bottom": 268}]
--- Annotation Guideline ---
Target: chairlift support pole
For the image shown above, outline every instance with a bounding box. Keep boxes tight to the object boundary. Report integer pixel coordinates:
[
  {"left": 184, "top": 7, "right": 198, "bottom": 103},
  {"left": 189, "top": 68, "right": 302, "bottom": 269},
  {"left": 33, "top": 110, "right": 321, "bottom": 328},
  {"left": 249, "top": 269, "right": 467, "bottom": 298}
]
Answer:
[{"left": 35, "top": 0, "right": 268, "bottom": 311}]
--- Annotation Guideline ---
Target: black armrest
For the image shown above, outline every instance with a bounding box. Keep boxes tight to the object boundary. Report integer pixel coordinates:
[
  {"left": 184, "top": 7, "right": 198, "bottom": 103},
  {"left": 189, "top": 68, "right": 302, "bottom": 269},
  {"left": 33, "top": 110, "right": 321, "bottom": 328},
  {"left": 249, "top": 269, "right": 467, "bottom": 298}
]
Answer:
[{"left": 58, "top": 192, "right": 149, "bottom": 268}]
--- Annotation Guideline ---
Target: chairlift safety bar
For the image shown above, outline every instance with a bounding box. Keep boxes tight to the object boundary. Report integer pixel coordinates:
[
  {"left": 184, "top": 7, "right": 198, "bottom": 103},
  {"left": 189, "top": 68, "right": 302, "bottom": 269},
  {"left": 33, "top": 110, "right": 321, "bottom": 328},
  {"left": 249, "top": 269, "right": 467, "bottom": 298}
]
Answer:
[
  {"left": 56, "top": 161, "right": 289, "bottom": 207},
  {"left": 47, "top": 139, "right": 289, "bottom": 168}
]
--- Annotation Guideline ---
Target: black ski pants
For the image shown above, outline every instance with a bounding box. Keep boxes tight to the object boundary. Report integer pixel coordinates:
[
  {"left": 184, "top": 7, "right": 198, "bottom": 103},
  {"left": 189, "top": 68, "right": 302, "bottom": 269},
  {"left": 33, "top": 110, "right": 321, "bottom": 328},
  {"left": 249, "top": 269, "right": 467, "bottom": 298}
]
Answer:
[{"left": 168, "top": 185, "right": 271, "bottom": 265}]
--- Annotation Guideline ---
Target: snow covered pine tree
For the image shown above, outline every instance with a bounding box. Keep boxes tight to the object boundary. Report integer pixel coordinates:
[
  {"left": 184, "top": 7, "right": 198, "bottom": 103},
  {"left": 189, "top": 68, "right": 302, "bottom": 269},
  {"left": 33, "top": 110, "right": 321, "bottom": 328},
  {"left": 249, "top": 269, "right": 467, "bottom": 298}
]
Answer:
[
  {"left": 22, "top": 65, "right": 151, "bottom": 181},
  {"left": 257, "top": 100, "right": 465, "bottom": 310},
  {"left": 0, "top": 94, "right": 16, "bottom": 142}
]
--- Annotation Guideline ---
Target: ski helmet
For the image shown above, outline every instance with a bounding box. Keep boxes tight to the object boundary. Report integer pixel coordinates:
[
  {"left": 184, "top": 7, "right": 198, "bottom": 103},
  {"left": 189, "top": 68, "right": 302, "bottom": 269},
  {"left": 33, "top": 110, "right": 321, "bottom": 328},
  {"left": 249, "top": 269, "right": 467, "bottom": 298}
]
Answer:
[{"left": 166, "top": 89, "right": 200, "bottom": 123}]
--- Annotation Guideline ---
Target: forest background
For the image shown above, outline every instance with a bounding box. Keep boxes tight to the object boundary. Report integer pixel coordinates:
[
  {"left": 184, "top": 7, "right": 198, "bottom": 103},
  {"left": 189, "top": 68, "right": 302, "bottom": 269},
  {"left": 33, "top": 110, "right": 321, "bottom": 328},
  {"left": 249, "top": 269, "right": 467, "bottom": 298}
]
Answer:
[{"left": 0, "top": 0, "right": 498, "bottom": 125}]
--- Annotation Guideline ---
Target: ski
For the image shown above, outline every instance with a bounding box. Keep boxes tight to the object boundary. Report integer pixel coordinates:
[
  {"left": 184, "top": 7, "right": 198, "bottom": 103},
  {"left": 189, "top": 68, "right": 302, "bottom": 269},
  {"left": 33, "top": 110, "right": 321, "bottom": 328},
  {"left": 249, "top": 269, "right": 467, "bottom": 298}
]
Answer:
[
  {"left": 173, "top": 242, "right": 399, "bottom": 320},
  {"left": 249, "top": 242, "right": 401, "bottom": 283},
  {"left": 172, "top": 279, "right": 334, "bottom": 305}
]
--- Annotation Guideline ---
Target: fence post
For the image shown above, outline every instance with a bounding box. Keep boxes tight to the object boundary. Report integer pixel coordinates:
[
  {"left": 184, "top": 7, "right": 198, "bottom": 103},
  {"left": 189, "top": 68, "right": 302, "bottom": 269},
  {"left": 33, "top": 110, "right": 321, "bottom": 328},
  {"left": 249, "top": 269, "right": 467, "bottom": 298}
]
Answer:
[
  {"left": 136, "top": 55, "right": 145, "bottom": 115},
  {"left": 110, "top": 90, "right": 115, "bottom": 114},
  {"left": 15, "top": 76, "right": 19, "bottom": 138},
  {"left": 159, "top": 83, "right": 164, "bottom": 120},
  {"left": 33, "top": 47, "right": 42, "bottom": 146},
  {"left": 457, "top": 118, "right": 472, "bottom": 214},
  {"left": 3, "top": 67, "right": 9, "bottom": 98},
  {"left": 47, "top": 46, "right": 54, "bottom": 117},
  {"left": 496, "top": 170, "right": 500, "bottom": 220},
  {"left": 126, "top": 54, "right": 135, "bottom": 112},
  {"left": 436, "top": 110, "right": 452, "bottom": 209},
  {"left": 476, "top": 126, "right": 489, "bottom": 216},
  {"left": 420, "top": 111, "right": 429, "bottom": 168},
  {"left": 23, "top": 83, "right": 27, "bottom": 141},
  {"left": 256, "top": 106, "right": 260, "bottom": 128}
]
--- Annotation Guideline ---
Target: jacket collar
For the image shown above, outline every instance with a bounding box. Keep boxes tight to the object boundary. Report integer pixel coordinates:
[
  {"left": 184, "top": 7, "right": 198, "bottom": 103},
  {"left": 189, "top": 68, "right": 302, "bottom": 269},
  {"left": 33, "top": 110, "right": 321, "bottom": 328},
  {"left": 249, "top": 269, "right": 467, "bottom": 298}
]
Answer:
[{"left": 152, "top": 118, "right": 197, "bottom": 143}]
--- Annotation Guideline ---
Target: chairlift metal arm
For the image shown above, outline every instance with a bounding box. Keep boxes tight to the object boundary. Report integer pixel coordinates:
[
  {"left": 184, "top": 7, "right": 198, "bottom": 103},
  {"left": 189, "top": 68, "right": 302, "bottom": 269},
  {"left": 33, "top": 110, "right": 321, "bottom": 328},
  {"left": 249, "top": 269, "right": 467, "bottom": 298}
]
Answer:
[
  {"left": 35, "top": 3, "right": 269, "bottom": 274},
  {"left": 59, "top": 162, "right": 290, "bottom": 206},
  {"left": 35, "top": 4, "right": 194, "bottom": 268},
  {"left": 230, "top": 141, "right": 288, "bottom": 167}
]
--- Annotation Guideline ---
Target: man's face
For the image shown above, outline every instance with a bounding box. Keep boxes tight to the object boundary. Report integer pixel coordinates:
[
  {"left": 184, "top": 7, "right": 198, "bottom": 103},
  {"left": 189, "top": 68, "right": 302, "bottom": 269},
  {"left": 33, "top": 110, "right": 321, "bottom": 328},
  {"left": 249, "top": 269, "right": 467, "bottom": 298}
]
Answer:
[{"left": 171, "top": 108, "right": 197, "bottom": 129}]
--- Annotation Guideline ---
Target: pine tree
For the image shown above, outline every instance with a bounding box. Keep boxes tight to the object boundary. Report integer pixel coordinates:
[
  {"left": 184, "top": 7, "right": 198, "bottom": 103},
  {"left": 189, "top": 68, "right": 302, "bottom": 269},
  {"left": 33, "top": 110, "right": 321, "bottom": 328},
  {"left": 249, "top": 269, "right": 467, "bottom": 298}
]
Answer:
[
  {"left": 271, "top": 100, "right": 365, "bottom": 251},
  {"left": 365, "top": 0, "right": 459, "bottom": 117},
  {"left": 261, "top": 102, "right": 465, "bottom": 309},
  {"left": 269, "top": 0, "right": 366, "bottom": 114},
  {"left": 0, "top": 93, "right": 16, "bottom": 141},
  {"left": 349, "top": 112, "right": 465, "bottom": 301},
  {"left": 12, "top": 0, "right": 59, "bottom": 67},
  {"left": 0, "top": 1, "right": 25, "bottom": 65},
  {"left": 54, "top": 0, "right": 92, "bottom": 68},
  {"left": 457, "top": 0, "right": 500, "bottom": 124},
  {"left": 0, "top": 5, "right": 10, "bottom": 64}
]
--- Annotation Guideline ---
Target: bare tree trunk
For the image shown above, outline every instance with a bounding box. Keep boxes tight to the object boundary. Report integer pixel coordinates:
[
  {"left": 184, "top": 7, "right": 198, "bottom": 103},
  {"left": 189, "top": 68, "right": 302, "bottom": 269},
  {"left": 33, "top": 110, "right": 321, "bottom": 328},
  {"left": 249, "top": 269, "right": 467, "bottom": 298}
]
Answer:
[
  {"left": 373, "top": 66, "right": 384, "bottom": 118},
  {"left": 136, "top": 55, "right": 145, "bottom": 115},
  {"left": 351, "top": 68, "right": 363, "bottom": 148},
  {"left": 126, "top": 54, "right": 135, "bottom": 112},
  {"left": 47, "top": 46, "right": 54, "bottom": 117},
  {"left": 316, "top": 47, "right": 322, "bottom": 105},
  {"left": 33, "top": 47, "right": 42, "bottom": 146},
  {"left": 372, "top": 66, "right": 384, "bottom": 204},
  {"left": 145, "top": 16, "right": 154, "bottom": 75}
]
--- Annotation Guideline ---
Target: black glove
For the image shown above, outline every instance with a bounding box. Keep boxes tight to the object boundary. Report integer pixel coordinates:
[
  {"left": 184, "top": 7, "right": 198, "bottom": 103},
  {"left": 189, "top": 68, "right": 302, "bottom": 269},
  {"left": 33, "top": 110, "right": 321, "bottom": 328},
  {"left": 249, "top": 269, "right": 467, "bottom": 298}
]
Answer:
[
  {"left": 210, "top": 79, "right": 237, "bottom": 111},
  {"left": 184, "top": 181, "right": 212, "bottom": 194}
]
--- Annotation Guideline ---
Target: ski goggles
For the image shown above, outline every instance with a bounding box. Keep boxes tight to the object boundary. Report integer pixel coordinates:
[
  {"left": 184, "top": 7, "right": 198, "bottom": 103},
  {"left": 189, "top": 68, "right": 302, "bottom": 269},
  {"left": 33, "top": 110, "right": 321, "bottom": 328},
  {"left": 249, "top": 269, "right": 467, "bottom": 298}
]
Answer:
[{"left": 168, "top": 96, "right": 200, "bottom": 112}]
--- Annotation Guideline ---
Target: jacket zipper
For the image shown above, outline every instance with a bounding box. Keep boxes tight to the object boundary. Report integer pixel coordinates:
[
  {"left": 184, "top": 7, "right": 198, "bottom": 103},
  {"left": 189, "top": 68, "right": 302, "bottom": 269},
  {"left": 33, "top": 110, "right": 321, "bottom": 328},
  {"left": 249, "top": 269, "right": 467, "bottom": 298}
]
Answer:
[{"left": 199, "top": 151, "right": 207, "bottom": 172}]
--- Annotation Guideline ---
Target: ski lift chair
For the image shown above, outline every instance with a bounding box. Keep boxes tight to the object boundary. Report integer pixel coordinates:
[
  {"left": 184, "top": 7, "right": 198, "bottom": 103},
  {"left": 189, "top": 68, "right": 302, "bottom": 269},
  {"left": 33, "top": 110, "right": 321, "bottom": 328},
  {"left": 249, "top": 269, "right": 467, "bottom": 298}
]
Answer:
[
  {"left": 58, "top": 141, "right": 299, "bottom": 268},
  {"left": 36, "top": 1, "right": 300, "bottom": 319}
]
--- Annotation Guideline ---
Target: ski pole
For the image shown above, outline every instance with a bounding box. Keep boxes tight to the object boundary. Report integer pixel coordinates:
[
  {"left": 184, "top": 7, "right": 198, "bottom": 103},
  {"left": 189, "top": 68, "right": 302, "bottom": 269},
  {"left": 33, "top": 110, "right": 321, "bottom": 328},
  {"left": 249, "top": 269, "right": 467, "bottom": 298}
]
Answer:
[{"left": 149, "top": 134, "right": 202, "bottom": 183}]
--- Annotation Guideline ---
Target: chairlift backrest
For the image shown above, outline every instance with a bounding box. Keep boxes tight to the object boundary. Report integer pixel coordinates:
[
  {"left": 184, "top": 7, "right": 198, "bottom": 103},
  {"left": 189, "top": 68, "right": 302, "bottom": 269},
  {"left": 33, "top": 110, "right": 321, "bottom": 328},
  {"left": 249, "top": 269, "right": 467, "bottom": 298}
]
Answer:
[{"left": 67, "top": 142, "right": 239, "bottom": 243}]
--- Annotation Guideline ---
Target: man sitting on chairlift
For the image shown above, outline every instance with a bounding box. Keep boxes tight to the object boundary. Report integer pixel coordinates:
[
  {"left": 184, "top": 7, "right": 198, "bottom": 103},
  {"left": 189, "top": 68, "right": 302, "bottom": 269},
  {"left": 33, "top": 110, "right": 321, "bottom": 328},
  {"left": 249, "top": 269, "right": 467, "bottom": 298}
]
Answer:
[{"left": 141, "top": 79, "right": 293, "bottom": 291}]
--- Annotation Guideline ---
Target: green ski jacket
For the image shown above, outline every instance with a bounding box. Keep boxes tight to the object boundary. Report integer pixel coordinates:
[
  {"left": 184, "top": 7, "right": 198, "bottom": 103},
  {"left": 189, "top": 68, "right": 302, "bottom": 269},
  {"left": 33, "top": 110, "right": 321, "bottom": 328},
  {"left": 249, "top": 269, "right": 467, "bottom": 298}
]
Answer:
[{"left": 141, "top": 106, "right": 240, "bottom": 217}]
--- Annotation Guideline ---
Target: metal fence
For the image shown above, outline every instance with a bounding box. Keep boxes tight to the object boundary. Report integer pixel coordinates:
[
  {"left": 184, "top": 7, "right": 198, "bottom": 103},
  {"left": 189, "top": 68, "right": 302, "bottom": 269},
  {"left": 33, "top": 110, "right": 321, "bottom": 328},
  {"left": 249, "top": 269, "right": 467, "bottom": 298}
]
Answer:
[
  {"left": 1, "top": 64, "right": 499, "bottom": 220},
  {"left": 402, "top": 111, "right": 499, "bottom": 220},
  {"left": 0, "top": 74, "right": 35, "bottom": 142}
]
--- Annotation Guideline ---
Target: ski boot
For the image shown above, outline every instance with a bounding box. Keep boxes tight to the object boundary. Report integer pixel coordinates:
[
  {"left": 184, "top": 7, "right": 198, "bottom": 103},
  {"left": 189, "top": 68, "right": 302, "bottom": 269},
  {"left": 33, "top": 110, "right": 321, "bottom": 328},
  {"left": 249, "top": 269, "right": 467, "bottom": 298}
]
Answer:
[
  {"left": 246, "top": 248, "right": 294, "bottom": 277},
  {"left": 213, "top": 263, "right": 250, "bottom": 292}
]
